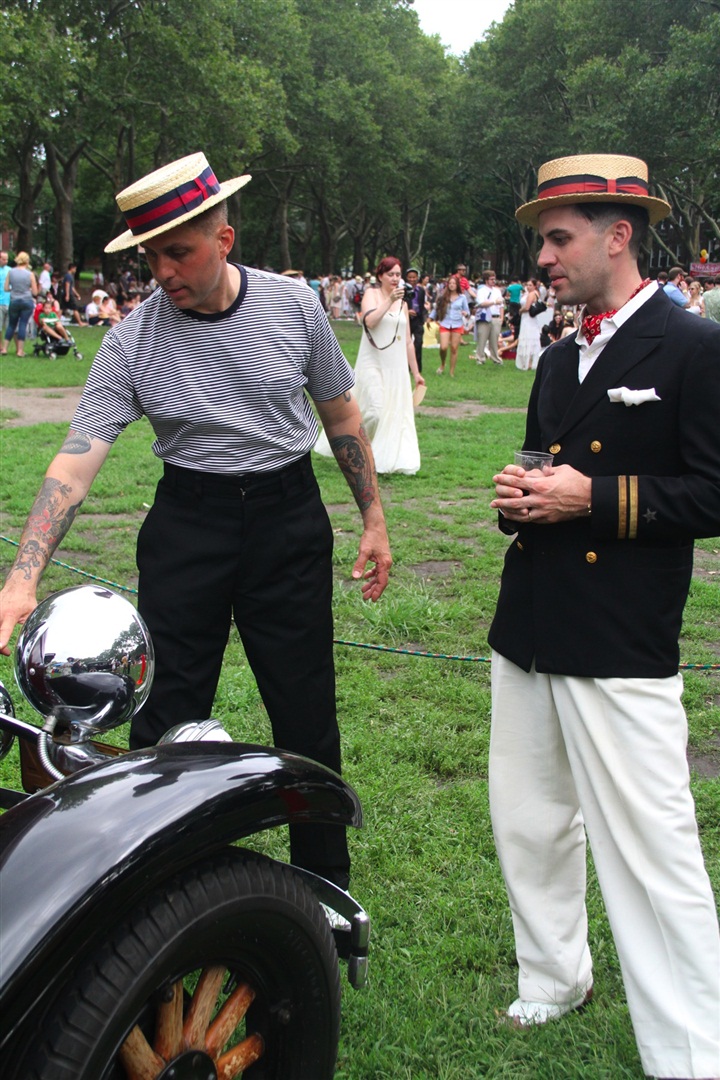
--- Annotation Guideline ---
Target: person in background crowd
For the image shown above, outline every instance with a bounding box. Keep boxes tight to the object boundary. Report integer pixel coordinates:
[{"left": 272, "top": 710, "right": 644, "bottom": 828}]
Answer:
[
  {"left": 405, "top": 266, "right": 426, "bottom": 373},
  {"left": 38, "top": 262, "right": 52, "bottom": 297},
  {"left": 704, "top": 274, "right": 720, "bottom": 322},
  {"left": 328, "top": 275, "right": 343, "bottom": 319},
  {"left": 686, "top": 280, "right": 705, "bottom": 317},
  {"left": 471, "top": 269, "right": 504, "bottom": 365},
  {"left": 539, "top": 308, "right": 565, "bottom": 349},
  {"left": 62, "top": 262, "right": 87, "bottom": 327},
  {"left": 38, "top": 297, "right": 72, "bottom": 345},
  {"left": 489, "top": 152, "right": 720, "bottom": 1080},
  {"left": 436, "top": 274, "right": 470, "bottom": 377},
  {"left": 663, "top": 266, "right": 690, "bottom": 308},
  {"left": 99, "top": 293, "right": 121, "bottom": 326},
  {"left": 505, "top": 276, "right": 524, "bottom": 337},
  {"left": 455, "top": 263, "right": 476, "bottom": 300},
  {"left": 0, "top": 251, "right": 10, "bottom": 345},
  {"left": 120, "top": 290, "right": 142, "bottom": 318},
  {"left": 85, "top": 289, "right": 111, "bottom": 326},
  {"left": 514, "top": 278, "right": 543, "bottom": 371},
  {"left": 2, "top": 251, "right": 38, "bottom": 357}
]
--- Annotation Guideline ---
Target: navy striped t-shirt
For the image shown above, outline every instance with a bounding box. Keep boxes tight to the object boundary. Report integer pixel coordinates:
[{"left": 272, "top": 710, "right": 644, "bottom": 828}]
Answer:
[{"left": 71, "top": 265, "right": 354, "bottom": 474}]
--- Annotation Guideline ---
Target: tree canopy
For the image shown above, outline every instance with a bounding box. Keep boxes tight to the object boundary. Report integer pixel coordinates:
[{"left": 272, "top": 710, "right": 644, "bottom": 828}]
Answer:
[{"left": 1, "top": 0, "right": 718, "bottom": 276}]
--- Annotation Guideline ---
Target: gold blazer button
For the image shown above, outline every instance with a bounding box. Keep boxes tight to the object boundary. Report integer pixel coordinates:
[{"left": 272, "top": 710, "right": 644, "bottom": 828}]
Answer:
[
  {"left": 585, "top": 551, "right": 598, "bottom": 564},
  {"left": 549, "top": 443, "right": 561, "bottom": 455},
  {"left": 590, "top": 440, "right": 602, "bottom": 453}
]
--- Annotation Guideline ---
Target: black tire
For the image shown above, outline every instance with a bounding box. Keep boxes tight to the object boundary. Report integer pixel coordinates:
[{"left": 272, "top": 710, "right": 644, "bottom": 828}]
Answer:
[{"left": 19, "top": 850, "right": 341, "bottom": 1080}]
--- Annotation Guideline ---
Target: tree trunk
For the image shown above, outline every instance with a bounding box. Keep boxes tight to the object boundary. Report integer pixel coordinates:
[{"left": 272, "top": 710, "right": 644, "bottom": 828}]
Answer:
[
  {"left": 13, "top": 131, "right": 46, "bottom": 254},
  {"left": 45, "top": 140, "right": 86, "bottom": 270}
]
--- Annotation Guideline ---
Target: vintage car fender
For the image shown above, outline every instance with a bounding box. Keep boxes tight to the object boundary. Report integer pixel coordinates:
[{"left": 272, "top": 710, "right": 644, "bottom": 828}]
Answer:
[{"left": 0, "top": 741, "right": 362, "bottom": 1051}]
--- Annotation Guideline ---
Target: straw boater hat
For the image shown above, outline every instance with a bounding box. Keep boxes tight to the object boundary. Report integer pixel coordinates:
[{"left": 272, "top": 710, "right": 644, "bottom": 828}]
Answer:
[
  {"left": 104, "top": 152, "right": 251, "bottom": 253},
  {"left": 515, "top": 154, "right": 670, "bottom": 229}
]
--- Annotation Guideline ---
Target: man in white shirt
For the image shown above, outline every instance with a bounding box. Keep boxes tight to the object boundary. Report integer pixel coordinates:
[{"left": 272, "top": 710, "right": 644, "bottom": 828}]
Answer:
[
  {"left": 471, "top": 269, "right": 504, "bottom": 364},
  {"left": 489, "top": 153, "right": 720, "bottom": 1080},
  {"left": 37, "top": 262, "right": 52, "bottom": 297}
]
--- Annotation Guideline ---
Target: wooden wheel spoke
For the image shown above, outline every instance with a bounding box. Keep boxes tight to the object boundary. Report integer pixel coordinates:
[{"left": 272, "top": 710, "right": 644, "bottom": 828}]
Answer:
[
  {"left": 153, "top": 979, "right": 183, "bottom": 1061},
  {"left": 119, "top": 1024, "right": 165, "bottom": 1079},
  {"left": 183, "top": 965, "right": 227, "bottom": 1050},
  {"left": 204, "top": 981, "right": 256, "bottom": 1058},
  {"left": 216, "top": 1033, "right": 265, "bottom": 1079}
]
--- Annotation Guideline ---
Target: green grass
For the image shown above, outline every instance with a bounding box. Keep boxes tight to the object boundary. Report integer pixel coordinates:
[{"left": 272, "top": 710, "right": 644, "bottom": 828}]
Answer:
[{"left": 1, "top": 320, "right": 718, "bottom": 1079}]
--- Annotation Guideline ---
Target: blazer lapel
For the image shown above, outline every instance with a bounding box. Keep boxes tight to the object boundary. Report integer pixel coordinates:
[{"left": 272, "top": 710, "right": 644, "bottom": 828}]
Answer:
[{"left": 548, "top": 290, "right": 670, "bottom": 441}]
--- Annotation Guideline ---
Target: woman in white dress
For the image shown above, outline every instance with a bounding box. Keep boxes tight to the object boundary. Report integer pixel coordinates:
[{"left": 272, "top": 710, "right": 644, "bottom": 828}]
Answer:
[
  {"left": 515, "top": 279, "right": 543, "bottom": 371},
  {"left": 686, "top": 280, "right": 705, "bottom": 317},
  {"left": 316, "top": 256, "right": 425, "bottom": 474}
]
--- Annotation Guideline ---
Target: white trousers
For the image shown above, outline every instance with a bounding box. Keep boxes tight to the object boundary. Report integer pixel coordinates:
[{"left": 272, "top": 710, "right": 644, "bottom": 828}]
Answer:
[{"left": 489, "top": 652, "right": 720, "bottom": 1079}]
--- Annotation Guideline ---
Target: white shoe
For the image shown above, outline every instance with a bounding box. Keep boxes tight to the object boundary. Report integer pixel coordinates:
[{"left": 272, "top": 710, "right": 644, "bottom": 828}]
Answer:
[{"left": 504, "top": 986, "right": 592, "bottom": 1027}]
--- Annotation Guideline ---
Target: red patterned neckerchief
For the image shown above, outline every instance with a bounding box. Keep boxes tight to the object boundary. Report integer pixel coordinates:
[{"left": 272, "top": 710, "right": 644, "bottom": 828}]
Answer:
[{"left": 581, "top": 279, "right": 651, "bottom": 344}]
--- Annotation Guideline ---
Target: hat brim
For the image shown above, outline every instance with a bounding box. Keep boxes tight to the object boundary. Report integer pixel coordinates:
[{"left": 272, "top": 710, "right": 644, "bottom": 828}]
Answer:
[
  {"left": 412, "top": 383, "right": 427, "bottom": 409},
  {"left": 104, "top": 175, "right": 252, "bottom": 253},
  {"left": 516, "top": 191, "right": 670, "bottom": 229}
]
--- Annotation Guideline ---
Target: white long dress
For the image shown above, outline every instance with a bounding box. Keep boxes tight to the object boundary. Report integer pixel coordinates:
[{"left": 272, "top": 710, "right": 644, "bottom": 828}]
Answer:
[
  {"left": 515, "top": 292, "right": 543, "bottom": 371},
  {"left": 315, "top": 306, "right": 420, "bottom": 474}
]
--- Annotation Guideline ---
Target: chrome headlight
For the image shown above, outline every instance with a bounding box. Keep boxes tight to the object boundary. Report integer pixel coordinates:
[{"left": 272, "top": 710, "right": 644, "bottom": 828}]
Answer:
[{"left": 15, "top": 585, "right": 154, "bottom": 743}]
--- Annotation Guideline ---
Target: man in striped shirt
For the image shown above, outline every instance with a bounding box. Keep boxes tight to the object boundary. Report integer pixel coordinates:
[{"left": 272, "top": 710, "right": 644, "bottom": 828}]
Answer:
[{"left": 0, "top": 154, "right": 392, "bottom": 892}]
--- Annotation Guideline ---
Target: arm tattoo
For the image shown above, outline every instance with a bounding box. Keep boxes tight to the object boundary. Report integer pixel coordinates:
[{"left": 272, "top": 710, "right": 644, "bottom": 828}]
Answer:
[
  {"left": 10, "top": 478, "right": 83, "bottom": 582},
  {"left": 59, "top": 431, "right": 93, "bottom": 455},
  {"left": 329, "top": 426, "right": 376, "bottom": 513}
]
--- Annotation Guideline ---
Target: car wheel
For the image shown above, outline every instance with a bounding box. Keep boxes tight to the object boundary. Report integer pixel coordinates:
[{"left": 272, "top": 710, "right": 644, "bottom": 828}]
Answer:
[{"left": 19, "top": 851, "right": 341, "bottom": 1079}]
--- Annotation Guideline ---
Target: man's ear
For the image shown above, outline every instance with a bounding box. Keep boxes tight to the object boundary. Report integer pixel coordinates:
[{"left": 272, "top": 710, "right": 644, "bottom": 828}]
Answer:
[
  {"left": 217, "top": 224, "right": 235, "bottom": 259},
  {"left": 607, "top": 218, "right": 633, "bottom": 257}
]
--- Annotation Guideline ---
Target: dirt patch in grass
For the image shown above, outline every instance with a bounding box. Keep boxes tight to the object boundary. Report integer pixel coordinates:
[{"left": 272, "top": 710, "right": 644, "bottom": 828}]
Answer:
[
  {"left": 1, "top": 387, "right": 83, "bottom": 426},
  {"left": 687, "top": 732, "right": 720, "bottom": 778},
  {"left": 419, "top": 402, "right": 526, "bottom": 419},
  {"left": 692, "top": 547, "right": 720, "bottom": 580},
  {"left": 409, "top": 560, "right": 461, "bottom": 579}
]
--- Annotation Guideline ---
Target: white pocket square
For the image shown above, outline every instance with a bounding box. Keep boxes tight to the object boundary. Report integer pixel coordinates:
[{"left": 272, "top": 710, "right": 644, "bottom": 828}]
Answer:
[{"left": 607, "top": 386, "right": 661, "bottom": 407}]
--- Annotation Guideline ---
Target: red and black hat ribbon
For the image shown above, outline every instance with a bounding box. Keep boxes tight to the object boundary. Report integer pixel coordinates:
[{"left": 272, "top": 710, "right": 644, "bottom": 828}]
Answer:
[
  {"left": 124, "top": 166, "right": 221, "bottom": 235},
  {"left": 537, "top": 174, "right": 649, "bottom": 201}
]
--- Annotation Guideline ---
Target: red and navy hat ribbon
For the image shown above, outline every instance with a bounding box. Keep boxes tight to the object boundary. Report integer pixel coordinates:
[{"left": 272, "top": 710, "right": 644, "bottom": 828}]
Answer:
[
  {"left": 124, "top": 166, "right": 221, "bottom": 235},
  {"left": 537, "top": 173, "right": 649, "bottom": 201}
]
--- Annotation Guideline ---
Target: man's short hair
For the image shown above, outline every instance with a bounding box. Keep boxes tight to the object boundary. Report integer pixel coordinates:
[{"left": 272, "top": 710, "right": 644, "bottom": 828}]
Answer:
[
  {"left": 714, "top": 275, "right": 720, "bottom": 286},
  {"left": 574, "top": 202, "right": 650, "bottom": 260},
  {"left": 482, "top": 269, "right": 497, "bottom": 283},
  {"left": 668, "top": 266, "right": 685, "bottom": 282},
  {"left": 190, "top": 199, "right": 229, "bottom": 235}
]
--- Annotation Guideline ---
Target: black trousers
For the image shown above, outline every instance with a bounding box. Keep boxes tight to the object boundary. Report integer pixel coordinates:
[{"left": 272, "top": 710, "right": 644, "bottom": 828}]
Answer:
[
  {"left": 410, "top": 319, "right": 424, "bottom": 373},
  {"left": 131, "top": 455, "right": 350, "bottom": 888}
]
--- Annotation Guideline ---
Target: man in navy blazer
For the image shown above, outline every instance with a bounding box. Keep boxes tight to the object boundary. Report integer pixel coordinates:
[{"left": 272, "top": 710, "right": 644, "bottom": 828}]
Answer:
[{"left": 488, "top": 154, "right": 720, "bottom": 1080}]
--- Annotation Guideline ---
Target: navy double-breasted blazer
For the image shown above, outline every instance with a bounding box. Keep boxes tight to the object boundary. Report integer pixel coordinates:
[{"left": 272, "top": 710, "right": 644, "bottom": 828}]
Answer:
[{"left": 488, "top": 288, "right": 720, "bottom": 678}]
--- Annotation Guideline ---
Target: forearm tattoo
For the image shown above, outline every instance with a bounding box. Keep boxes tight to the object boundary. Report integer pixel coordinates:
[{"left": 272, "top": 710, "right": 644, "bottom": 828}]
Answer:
[
  {"left": 329, "top": 425, "right": 376, "bottom": 512},
  {"left": 10, "top": 478, "right": 83, "bottom": 582}
]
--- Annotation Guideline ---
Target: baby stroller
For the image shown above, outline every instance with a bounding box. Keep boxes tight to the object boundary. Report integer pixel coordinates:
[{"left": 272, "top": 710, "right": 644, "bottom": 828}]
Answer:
[{"left": 32, "top": 324, "right": 84, "bottom": 361}]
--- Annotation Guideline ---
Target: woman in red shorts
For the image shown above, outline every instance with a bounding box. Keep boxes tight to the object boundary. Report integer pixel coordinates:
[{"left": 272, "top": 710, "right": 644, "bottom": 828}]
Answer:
[{"left": 436, "top": 274, "right": 470, "bottom": 377}]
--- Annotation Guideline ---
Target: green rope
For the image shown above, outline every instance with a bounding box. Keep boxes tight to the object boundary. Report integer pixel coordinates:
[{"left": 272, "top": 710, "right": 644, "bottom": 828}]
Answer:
[{"left": 2, "top": 535, "right": 719, "bottom": 671}]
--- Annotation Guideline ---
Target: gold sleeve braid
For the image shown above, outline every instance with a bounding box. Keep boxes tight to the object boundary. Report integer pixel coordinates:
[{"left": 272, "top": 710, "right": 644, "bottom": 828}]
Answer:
[{"left": 617, "top": 476, "right": 639, "bottom": 539}]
